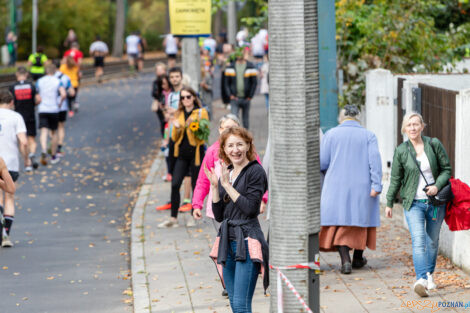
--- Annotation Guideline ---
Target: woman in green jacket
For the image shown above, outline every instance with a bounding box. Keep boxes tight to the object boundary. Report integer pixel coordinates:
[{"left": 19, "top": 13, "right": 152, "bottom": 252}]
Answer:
[{"left": 386, "top": 112, "right": 451, "bottom": 298}]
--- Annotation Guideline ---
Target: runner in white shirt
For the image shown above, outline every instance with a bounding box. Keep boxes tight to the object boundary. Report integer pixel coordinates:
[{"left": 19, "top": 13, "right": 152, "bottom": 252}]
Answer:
[
  {"left": 0, "top": 90, "right": 27, "bottom": 247},
  {"left": 126, "top": 32, "right": 141, "bottom": 72},
  {"left": 36, "top": 64, "right": 66, "bottom": 165},
  {"left": 89, "top": 35, "right": 109, "bottom": 81},
  {"left": 163, "top": 34, "right": 179, "bottom": 68}
]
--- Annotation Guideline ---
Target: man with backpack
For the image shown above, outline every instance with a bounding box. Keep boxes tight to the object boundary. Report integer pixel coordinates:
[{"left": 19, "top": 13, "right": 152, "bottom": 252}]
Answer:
[{"left": 27, "top": 46, "right": 48, "bottom": 81}]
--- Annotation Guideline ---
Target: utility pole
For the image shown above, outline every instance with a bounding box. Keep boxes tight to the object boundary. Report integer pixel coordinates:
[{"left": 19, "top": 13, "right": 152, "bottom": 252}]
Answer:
[
  {"left": 32, "top": 0, "right": 38, "bottom": 53},
  {"left": 227, "top": 0, "right": 237, "bottom": 46},
  {"left": 182, "top": 38, "right": 200, "bottom": 91},
  {"left": 269, "top": 0, "right": 321, "bottom": 312}
]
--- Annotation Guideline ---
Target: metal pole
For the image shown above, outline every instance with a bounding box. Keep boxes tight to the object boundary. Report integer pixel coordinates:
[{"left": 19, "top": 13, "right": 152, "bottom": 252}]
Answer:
[
  {"left": 227, "top": 0, "right": 237, "bottom": 46},
  {"left": 10, "top": 0, "right": 16, "bottom": 34},
  {"left": 32, "top": 0, "right": 38, "bottom": 53},
  {"left": 182, "top": 38, "right": 200, "bottom": 91}
]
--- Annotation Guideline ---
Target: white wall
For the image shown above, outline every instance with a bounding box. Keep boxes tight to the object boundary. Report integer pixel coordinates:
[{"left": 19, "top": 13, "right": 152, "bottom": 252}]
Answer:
[
  {"left": 365, "top": 69, "right": 396, "bottom": 201},
  {"left": 438, "top": 89, "right": 470, "bottom": 273}
]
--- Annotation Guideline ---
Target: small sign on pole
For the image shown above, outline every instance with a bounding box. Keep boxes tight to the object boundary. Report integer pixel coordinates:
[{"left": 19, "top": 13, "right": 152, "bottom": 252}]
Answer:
[{"left": 169, "top": 0, "right": 212, "bottom": 37}]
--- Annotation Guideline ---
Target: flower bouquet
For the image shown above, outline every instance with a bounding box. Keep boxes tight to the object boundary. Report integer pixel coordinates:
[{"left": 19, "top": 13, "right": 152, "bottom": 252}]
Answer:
[{"left": 189, "top": 118, "right": 210, "bottom": 142}]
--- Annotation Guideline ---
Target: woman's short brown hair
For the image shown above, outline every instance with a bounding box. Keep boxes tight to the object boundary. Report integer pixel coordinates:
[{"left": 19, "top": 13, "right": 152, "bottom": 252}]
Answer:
[
  {"left": 177, "top": 86, "right": 201, "bottom": 113},
  {"left": 219, "top": 126, "right": 256, "bottom": 164}
]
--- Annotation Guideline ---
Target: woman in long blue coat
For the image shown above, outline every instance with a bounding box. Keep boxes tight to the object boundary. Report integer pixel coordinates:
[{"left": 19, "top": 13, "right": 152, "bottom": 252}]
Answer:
[{"left": 319, "top": 105, "right": 383, "bottom": 274}]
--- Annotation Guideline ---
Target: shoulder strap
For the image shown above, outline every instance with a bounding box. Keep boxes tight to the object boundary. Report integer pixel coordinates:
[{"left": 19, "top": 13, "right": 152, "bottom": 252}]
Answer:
[
  {"left": 407, "top": 141, "right": 430, "bottom": 186},
  {"left": 198, "top": 108, "right": 202, "bottom": 119}
]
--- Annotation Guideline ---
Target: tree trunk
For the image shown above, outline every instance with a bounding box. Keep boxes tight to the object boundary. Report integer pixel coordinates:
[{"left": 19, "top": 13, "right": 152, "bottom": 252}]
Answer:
[
  {"left": 112, "top": 0, "right": 125, "bottom": 57},
  {"left": 269, "top": 0, "right": 321, "bottom": 312},
  {"left": 227, "top": 0, "right": 237, "bottom": 46}
]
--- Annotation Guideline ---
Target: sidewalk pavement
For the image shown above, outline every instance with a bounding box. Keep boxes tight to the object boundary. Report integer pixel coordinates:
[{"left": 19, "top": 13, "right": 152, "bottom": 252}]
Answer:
[{"left": 131, "top": 95, "right": 470, "bottom": 313}]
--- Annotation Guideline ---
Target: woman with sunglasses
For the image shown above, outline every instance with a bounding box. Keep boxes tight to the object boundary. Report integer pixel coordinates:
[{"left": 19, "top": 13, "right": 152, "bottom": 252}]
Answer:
[
  {"left": 206, "top": 126, "right": 268, "bottom": 313},
  {"left": 158, "top": 86, "right": 209, "bottom": 228}
]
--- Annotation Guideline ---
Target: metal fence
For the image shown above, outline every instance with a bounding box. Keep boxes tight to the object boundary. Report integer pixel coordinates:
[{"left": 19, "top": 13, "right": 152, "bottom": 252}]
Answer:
[{"left": 418, "top": 83, "right": 456, "bottom": 175}]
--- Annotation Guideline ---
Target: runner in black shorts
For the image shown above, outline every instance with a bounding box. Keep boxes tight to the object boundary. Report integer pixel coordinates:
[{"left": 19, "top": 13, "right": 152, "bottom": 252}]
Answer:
[
  {"left": 89, "top": 35, "right": 109, "bottom": 82},
  {"left": 9, "top": 67, "right": 41, "bottom": 171},
  {"left": 39, "top": 113, "right": 59, "bottom": 131}
]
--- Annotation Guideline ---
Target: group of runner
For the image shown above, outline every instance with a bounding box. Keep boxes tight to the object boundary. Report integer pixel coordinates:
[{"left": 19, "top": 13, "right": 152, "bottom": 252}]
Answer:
[{"left": 0, "top": 34, "right": 99, "bottom": 247}]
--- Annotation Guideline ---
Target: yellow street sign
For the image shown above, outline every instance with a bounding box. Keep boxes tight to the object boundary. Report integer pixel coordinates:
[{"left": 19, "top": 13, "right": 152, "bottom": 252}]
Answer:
[{"left": 169, "top": 0, "right": 212, "bottom": 36}]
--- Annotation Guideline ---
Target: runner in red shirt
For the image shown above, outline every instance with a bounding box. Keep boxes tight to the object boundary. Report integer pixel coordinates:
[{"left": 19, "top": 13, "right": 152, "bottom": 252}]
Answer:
[{"left": 63, "top": 42, "right": 83, "bottom": 67}]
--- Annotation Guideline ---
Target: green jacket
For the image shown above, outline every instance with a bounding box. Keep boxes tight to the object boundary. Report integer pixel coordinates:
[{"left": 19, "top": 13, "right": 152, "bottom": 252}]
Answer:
[{"left": 386, "top": 136, "right": 452, "bottom": 210}]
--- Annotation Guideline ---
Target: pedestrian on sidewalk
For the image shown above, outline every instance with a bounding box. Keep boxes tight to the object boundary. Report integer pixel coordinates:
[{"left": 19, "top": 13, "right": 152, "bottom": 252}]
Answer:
[
  {"left": 207, "top": 126, "right": 268, "bottom": 313},
  {"left": 9, "top": 67, "right": 41, "bottom": 171},
  {"left": 0, "top": 90, "right": 28, "bottom": 247},
  {"left": 385, "top": 112, "right": 451, "bottom": 297},
  {"left": 151, "top": 74, "right": 171, "bottom": 137},
  {"left": 36, "top": 64, "right": 66, "bottom": 165},
  {"left": 319, "top": 105, "right": 382, "bottom": 275},
  {"left": 223, "top": 49, "right": 258, "bottom": 129},
  {"left": 158, "top": 87, "right": 209, "bottom": 228}
]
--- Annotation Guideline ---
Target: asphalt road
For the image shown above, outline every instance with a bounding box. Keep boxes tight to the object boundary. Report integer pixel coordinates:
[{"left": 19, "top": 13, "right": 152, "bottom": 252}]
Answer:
[{"left": 0, "top": 74, "right": 160, "bottom": 313}]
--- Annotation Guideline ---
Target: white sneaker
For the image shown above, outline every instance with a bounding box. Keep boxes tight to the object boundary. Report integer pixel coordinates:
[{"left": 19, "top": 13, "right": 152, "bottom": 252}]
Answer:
[
  {"left": 414, "top": 278, "right": 429, "bottom": 297},
  {"left": 50, "top": 156, "right": 60, "bottom": 164},
  {"left": 25, "top": 166, "right": 33, "bottom": 172},
  {"left": 2, "top": 235, "right": 13, "bottom": 247},
  {"left": 186, "top": 218, "right": 196, "bottom": 227},
  {"left": 157, "top": 219, "right": 178, "bottom": 228},
  {"left": 427, "top": 272, "right": 437, "bottom": 290}
]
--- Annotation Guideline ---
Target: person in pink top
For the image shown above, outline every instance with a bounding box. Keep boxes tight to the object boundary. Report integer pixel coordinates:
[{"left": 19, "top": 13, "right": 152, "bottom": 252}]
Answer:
[{"left": 192, "top": 114, "right": 268, "bottom": 220}]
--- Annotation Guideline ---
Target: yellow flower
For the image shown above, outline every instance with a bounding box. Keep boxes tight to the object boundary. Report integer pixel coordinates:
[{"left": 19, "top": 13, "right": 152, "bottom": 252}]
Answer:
[{"left": 189, "top": 121, "right": 199, "bottom": 132}]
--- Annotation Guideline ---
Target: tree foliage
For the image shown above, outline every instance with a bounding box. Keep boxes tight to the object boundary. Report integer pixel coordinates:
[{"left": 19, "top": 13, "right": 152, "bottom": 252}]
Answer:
[{"left": 336, "top": 0, "right": 468, "bottom": 107}]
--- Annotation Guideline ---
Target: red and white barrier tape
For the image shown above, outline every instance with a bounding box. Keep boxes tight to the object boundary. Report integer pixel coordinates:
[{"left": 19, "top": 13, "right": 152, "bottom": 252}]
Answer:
[{"left": 270, "top": 254, "right": 320, "bottom": 313}]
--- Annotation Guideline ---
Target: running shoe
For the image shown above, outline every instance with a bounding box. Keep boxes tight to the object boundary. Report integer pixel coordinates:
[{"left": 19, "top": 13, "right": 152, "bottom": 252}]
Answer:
[
  {"left": 178, "top": 203, "right": 192, "bottom": 212},
  {"left": 186, "top": 218, "right": 196, "bottom": 227},
  {"left": 157, "top": 219, "right": 178, "bottom": 228},
  {"left": 413, "top": 278, "right": 429, "bottom": 297},
  {"left": 25, "top": 166, "right": 33, "bottom": 172},
  {"left": 2, "top": 235, "right": 13, "bottom": 247},
  {"left": 50, "top": 155, "right": 60, "bottom": 164},
  {"left": 40, "top": 153, "right": 47, "bottom": 166},
  {"left": 68, "top": 111, "right": 75, "bottom": 118},
  {"left": 56, "top": 150, "right": 64, "bottom": 158},
  {"left": 427, "top": 272, "right": 437, "bottom": 290},
  {"left": 29, "top": 154, "right": 39, "bottom": 169},
  {"left": 156, "top": 202, "right": 171, "bottom": 211}
]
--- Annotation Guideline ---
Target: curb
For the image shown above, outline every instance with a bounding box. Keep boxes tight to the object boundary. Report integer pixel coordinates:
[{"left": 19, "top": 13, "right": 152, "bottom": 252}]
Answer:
[{"left": 131, "top": 152, "right": 164, "bottom": 313}]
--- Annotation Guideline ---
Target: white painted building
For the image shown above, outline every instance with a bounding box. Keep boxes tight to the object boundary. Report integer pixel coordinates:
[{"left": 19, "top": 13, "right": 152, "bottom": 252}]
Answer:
[{"left": 365, "top": 69, "right": 470, "bottom": 273}]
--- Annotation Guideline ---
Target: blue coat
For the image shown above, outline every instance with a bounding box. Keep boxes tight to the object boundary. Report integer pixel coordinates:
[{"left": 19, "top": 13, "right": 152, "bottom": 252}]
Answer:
[{"left": 320, "top": 120, "right": 382, "bottom": 227}]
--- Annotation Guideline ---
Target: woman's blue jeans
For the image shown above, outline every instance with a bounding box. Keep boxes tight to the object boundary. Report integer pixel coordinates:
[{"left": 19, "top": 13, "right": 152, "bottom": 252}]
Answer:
[
  {"left": 223, "top": 240, "right": 260, "bottom": 313},
  {"left": 404, "top": 200, "right": 445, "bottom": 280}
]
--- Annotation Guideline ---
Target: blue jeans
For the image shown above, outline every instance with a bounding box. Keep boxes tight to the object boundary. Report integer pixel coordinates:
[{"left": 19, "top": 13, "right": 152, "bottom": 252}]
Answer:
[
  {"left": 404, "top": 200, "right": 445, "bottom": 280},
  {"left": 223, "top": 241, "right": 260, "bottom": 313},
  {"left": 230, "top": 98, "right": 251, "bottom": 129}
]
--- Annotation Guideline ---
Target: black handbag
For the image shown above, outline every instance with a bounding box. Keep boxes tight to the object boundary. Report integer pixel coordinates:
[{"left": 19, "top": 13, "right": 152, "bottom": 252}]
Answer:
[{"left": 407, "top": 142, "right": 453, "bottom": 206}]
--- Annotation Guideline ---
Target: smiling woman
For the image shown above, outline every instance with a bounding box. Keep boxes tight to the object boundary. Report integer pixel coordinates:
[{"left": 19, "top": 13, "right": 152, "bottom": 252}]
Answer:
[{"left": 206, "top": 126, "right": 269, "bottom": 312}]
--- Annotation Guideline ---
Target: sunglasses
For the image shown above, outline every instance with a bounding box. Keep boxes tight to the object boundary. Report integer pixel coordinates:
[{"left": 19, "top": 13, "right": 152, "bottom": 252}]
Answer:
[{"left": 181, "top": 95, "right": 193, "bottom": 100}]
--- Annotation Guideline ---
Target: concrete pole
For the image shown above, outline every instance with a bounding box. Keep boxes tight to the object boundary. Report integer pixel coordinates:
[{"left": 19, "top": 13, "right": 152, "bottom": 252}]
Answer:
[
  {"left": 227, "top": 0, "right": 237, "bottom": 46},
  {"left": 32, "top": 0, "right": 38, "bottom": 53},
  {"left": 269, "top": 0, "right": 321, "bottom": 311},
  {"left": 182, "top": 38, "right": 200, "bottom": 91}
]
